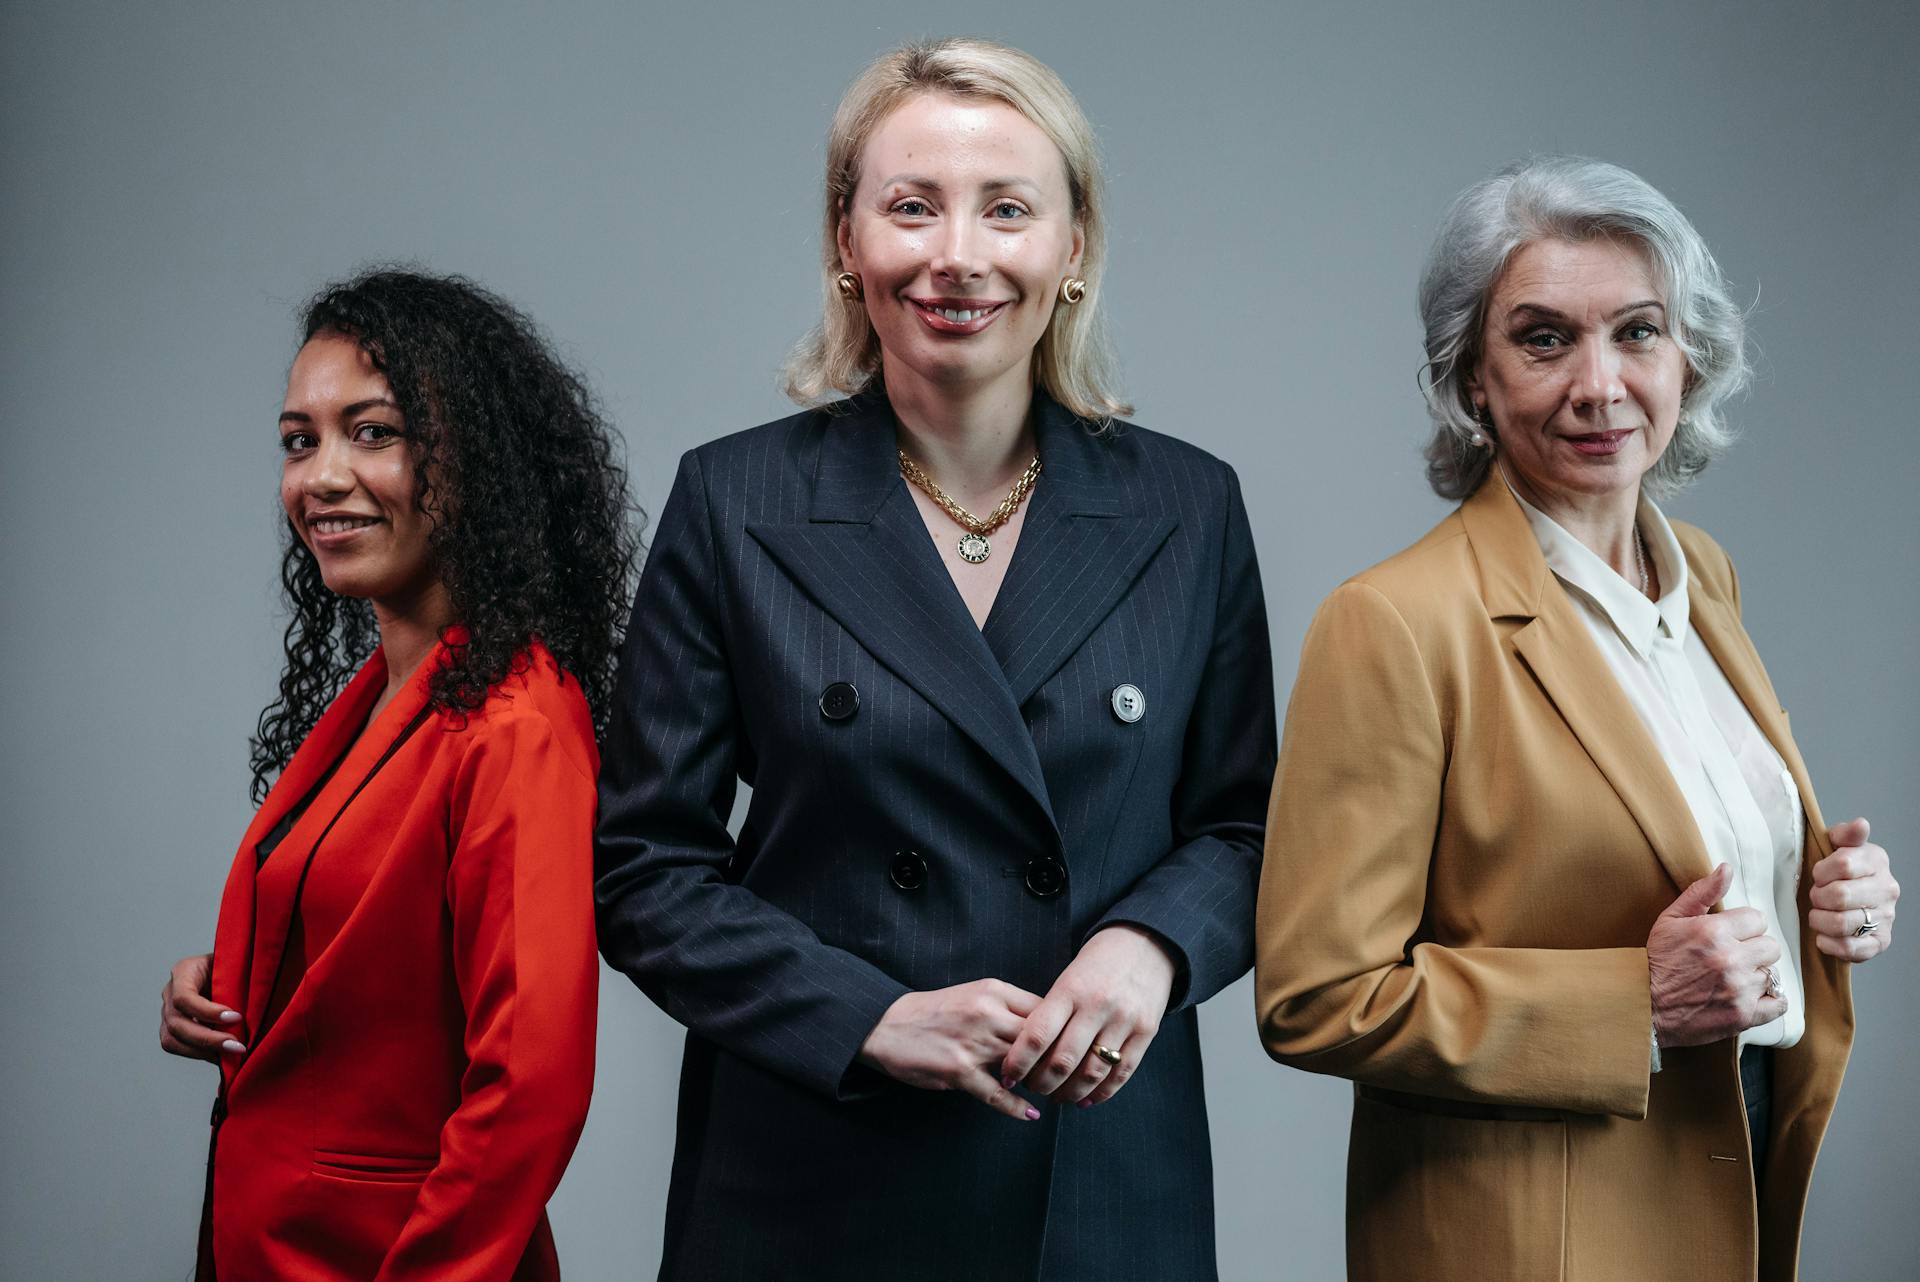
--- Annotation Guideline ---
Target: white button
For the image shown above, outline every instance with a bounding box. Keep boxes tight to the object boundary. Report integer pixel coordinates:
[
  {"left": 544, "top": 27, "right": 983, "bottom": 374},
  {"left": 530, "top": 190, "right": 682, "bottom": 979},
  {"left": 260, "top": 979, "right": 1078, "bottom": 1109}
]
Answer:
[{"left": 1110, "top": 684, "right": 1145, "bottom": 723}]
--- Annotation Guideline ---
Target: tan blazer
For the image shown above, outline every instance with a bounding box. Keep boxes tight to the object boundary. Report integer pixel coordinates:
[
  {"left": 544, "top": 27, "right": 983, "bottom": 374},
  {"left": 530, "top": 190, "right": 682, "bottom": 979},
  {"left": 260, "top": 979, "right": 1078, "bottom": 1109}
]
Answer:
[{"left": 1255, "top": 475, "right": 1853, "bottom": 1282}]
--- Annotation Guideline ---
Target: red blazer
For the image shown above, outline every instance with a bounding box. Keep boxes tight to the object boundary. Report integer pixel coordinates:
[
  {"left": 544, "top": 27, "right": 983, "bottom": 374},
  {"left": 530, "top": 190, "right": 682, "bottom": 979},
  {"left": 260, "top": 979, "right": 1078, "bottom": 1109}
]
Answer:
[{"left": 203, "top": 641, "right": 599, "bottom": 1281}]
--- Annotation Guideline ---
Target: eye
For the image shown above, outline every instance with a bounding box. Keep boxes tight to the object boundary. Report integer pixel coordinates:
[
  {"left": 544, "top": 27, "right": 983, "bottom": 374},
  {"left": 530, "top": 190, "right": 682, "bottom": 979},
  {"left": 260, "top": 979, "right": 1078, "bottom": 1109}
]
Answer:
[
  {"left": 354, "top": 422, "right": 403, "bottom": 445},
  {"left": 989, "top": 200, "right": 1029, "bottom": 221},
  {"left": 279, "top": 430, "right": 316, "bottom": 455},
  {"left": 1619, "top": 321, "right": 1661, "bottom": 343},
  {"left": 1521, "top": 328, "right": 1566, "bottom": 352},
  {"left": 890, "top": 197, "right": 932, "bottom": 218}
]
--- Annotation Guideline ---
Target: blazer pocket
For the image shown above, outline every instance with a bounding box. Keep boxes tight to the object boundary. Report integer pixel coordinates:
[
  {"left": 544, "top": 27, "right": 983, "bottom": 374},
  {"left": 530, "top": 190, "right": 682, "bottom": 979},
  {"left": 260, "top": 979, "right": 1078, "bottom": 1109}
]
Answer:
[
  {"left": 311, "top": 1147, "right": 438, "bottom": 1184},
  {"left": 1347, "top": 1093, "right": 1568, "bottom": 1282}
]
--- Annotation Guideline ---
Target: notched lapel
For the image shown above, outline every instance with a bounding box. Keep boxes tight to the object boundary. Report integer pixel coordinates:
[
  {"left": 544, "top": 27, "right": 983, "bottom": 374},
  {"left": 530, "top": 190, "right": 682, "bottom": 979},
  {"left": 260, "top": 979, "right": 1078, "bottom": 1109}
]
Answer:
[
  {"left": 747, "top": 396, "right": 1057, "bottom": 831},
  {"left": 1464, "top": 476, "right": 1710, "bottom": 894},
  {"left": 985, "top": 401, "right": 1177, "bottom": 706},
  {"left": 1510, "top": 602, "right": 1711, "bottom": 894}
]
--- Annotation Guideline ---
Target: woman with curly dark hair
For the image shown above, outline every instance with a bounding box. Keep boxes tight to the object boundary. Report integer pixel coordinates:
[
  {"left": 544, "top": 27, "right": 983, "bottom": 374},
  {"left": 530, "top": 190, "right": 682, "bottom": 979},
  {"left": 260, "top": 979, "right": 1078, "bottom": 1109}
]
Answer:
[{"left": 157, "top": 269, "right": 639, "bottom": 1281}]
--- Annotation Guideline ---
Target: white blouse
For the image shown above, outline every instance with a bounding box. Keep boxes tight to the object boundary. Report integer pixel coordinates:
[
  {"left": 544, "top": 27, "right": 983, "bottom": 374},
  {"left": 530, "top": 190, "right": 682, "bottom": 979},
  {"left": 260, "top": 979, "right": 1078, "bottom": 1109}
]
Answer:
[{"left": 1508, "top": 480, "right": 1805, "bottom": 1052}]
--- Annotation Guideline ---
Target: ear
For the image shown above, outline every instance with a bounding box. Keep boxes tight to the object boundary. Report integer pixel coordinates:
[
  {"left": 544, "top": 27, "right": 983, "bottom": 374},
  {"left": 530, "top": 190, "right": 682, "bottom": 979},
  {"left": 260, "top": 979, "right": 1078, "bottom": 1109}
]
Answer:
[
  {"left": 1067, "top": 216, "right": 1086, "bottom": 275},
  {"left": 836, "top": 213, "right": 856, "bottom": 273},
  {"left": 1464, "top": 365, "right": 1486, "bottom": 413}
]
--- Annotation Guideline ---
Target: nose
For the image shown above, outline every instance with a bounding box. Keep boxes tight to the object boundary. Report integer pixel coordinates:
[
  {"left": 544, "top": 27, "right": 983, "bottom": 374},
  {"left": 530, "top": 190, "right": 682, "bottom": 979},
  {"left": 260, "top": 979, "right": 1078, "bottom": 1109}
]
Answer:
[
  {"left": 929, "top": 215, "right": 987, "bottom": 284},
  {"left": 1568, "top": 338, "right": 1626, "bottom": 413},
  {"left": 301, "top": 433, "right": 354, "bottom": 499}
]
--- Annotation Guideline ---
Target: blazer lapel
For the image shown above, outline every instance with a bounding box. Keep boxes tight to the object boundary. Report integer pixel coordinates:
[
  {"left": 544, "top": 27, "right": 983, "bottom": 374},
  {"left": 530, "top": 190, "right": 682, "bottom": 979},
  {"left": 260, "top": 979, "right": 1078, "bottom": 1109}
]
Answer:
[
  {"left": 747, "top": 394, "right": 1057, "bottom": 830},
  {"left": 1686, "top": 584, "right": 1831, "bottom": 861},
  {"left": 1463, "top": 477, "right": 1712, "bottom": 895},
  {"left": 211, "top": 651, "right": 389, "bottom": 1038},
  {"left": 983, "top": 399, "right": 1177, "bottom": 707},
  {"left": 239, "top": 647, "right": 435, "bottom": 1040}
]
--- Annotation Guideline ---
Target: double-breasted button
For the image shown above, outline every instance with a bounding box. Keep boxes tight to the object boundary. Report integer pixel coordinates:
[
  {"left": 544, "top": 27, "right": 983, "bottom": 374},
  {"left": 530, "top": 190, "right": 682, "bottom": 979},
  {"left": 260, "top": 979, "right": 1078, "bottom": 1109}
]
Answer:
[
  {"left": 819, "top": 682, "right": 859, "bottom": 721},
  {"left": 1110, "top": 683, "right": 1146, "bottom": 724},
  {"left": 889, "top": 851, "right": 927, "bottom": 891},
  {"left": 1024, "top": 856, "right": 1068, "bottom": 899}
]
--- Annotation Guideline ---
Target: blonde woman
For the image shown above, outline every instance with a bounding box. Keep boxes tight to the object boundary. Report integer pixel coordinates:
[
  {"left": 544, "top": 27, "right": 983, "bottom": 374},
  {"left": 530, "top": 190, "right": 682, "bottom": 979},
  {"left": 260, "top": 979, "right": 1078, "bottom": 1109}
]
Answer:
[{"left": 595, "top": 38, "right": 1275, "bottom": 1280}]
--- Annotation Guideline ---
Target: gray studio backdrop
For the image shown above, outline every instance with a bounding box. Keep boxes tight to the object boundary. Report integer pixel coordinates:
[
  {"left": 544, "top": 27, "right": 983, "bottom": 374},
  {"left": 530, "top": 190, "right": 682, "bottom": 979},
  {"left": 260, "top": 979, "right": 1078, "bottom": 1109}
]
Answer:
[{"left": 4, "top": 1, "right": 1915, "bottom": 1277}]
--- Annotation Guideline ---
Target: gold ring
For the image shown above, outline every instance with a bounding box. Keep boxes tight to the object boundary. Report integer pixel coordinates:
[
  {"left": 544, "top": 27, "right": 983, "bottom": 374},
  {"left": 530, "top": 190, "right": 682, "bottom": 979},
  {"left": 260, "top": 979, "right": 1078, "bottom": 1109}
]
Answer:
[{"left": 1093, "top": 1044, "right": 1122, "bottom": 1066}]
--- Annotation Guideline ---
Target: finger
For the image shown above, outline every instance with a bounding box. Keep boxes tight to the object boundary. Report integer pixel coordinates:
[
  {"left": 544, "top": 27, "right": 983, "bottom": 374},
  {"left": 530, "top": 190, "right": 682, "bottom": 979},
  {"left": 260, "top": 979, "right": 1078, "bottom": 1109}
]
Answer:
[
  {"left": 1826, "top": 817, "right": 1870, "bottom": 851},
  {"left": 1717, "top": 907, "right": 1768, "bottom": 940},
  {"left": 1813, "top": 844, "right": 1886, "bottom": 885},
  {"left": 164, "top": 1011, "right": 244, "bottom": 1055},
  {"left": 1748, "top": 994, "right": 1790, "bottom": 1028},
  {"left": 1661, "top": 864, "right": 1731, "bottom": 919},
  {"left": 1809, "top": 878, "right": 1880, "bottom": 913},
  {"left": 957, "top": 1066, "right": 1041, "bottom": 1122},
  {"left": 1083, "top": 1027, "right": 1152, "bottom": 1106},
  {"left": 1022, "top": 1009, "right": 1105, "bottom": 1097},
  {"left": 170, "top": 985, "right": 241, "bottom": 1029},
  {"left": 1739, "top": 934, "right": 1783, "bottom": 968},
  {"left": 1050, "top": 1025, "right": 1124, "bottom": 1105},
  {"left": 985, "top": 980, "right": 1045, "bottom": 1019},
  {"left": 1815, "top": 930, "right": 1889, "bottom": 963},
  {"left": 1001, "top": 997, "right": 1073, "bottom": 1087},
  {"left": 159, "top": 1027, "right": 220, "bottom": 1062}
]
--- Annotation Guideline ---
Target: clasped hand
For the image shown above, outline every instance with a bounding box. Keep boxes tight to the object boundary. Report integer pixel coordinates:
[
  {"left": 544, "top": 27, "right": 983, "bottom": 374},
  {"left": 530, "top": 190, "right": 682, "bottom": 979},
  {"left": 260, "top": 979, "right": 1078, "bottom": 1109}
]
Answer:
[{"left": 858, "top": 925, "right": 1176, "bottom": 1119}]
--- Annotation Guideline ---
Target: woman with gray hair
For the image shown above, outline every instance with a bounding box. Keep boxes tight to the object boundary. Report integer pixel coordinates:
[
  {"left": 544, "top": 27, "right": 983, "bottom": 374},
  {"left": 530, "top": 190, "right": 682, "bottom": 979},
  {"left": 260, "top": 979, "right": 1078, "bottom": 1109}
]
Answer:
[{"left": 1255, "top": 155, "right": 1896, "bottom": 1282}]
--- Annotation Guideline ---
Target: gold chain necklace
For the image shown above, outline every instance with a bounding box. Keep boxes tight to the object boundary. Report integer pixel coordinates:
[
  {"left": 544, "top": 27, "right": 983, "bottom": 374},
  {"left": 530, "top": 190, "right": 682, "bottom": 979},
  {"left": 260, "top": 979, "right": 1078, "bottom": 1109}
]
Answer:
[{"left": 897, "top": 450, "right": 1042, "bottom": 564}]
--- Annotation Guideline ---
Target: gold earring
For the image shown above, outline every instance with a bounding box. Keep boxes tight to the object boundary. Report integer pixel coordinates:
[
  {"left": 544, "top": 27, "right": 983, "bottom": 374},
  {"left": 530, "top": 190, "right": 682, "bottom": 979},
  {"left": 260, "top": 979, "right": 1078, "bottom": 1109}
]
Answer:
[
  {"left": 1058, "top": 277, "right": 1086, "bottom": 305},
  {"left": 835, "top": 271, "right": 862, "bottom": 301}
]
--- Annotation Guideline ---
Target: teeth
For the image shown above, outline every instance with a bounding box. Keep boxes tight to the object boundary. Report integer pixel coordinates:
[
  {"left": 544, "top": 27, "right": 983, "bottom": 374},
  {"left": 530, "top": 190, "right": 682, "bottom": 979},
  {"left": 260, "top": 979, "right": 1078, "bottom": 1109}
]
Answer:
[
  {"left": 936, "top": 306, "right": 988, "bottom": 322},
  {"left": 312, "top": 517, "right": 377, "bottom": 534}
]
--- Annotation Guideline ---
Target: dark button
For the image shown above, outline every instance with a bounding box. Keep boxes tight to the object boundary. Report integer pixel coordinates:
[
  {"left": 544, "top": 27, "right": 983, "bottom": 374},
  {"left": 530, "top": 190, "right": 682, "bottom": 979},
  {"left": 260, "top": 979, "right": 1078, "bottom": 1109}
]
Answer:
[
  {"left": 1024, "top": 856, "right": 1067, "bottom": 899},
  {"left": 819, "top": 682, "right": 859, "bottom": 721},
  {"left": 889, "top": 850, "right": 927, "bottom": 891}
]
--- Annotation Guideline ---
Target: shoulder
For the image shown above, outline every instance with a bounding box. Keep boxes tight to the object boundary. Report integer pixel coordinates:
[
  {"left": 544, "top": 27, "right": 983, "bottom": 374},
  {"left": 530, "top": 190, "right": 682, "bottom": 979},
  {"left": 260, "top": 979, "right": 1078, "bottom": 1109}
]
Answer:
[
  {"left": 1341, "top": 509, "right": 1479, "bottom": 621},
  {"left": 1096, "top": 418, "right": 1241, "bottom": 496},
  {"left": 1669, "top": 517, "right": 1739, "bottom": 607},
  {"left": 685, "top": 404, "right": 824, "bottom": 474},
  {"left": 445, "top": 644, "right": 597, "bottom": 787}
]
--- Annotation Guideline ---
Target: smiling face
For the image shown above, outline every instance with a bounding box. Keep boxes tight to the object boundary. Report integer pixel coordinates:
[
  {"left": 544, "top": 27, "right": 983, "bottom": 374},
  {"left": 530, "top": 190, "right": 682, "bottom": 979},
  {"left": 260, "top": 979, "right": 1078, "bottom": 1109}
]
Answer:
[
  {"left": 837, "top": 91, "right": 1084, "bottom": 404},
  {"left": 278, "top": 332, "right": 440, "bottom": 611},
  {"left": 1471, "top": 236, "right": 1689, "bottom": 516}
]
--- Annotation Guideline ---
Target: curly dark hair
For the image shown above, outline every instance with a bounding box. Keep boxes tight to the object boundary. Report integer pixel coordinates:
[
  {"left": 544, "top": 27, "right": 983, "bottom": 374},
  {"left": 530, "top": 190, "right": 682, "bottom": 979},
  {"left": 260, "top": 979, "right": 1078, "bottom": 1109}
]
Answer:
[{"left": 249, "top": 268, "right": 642, "bottom": 802}]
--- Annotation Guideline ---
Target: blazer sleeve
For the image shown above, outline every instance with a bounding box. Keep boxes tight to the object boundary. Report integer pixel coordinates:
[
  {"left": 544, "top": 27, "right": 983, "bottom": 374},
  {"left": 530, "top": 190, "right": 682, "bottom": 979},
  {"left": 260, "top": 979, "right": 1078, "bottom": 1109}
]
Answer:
[
  {"left": 1254, "top": 581, "right": 1652, "bottom": 1117},
  {"left": 594, "top": 450, "right": 911, "bottom": 1100},
  {"left": 1093, "top": 469, "right": 1277, "bottom": 1011},
  {"left": 374, "top": 711, "right": 599, "bottom": 1282}
]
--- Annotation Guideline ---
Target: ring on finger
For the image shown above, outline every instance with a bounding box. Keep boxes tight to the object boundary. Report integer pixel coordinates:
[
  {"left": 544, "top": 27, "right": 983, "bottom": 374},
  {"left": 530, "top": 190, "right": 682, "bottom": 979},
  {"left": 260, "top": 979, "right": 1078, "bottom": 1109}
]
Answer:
[
  {"left": 1761, "top": 965, "right": 1783, "bottom": 999},
  {"left": 1854, "top": 907, "right": 1880, "bottom": 938},
  {"left": 1092, "top": 1043, "right": 1122, "bottom": 1067}
]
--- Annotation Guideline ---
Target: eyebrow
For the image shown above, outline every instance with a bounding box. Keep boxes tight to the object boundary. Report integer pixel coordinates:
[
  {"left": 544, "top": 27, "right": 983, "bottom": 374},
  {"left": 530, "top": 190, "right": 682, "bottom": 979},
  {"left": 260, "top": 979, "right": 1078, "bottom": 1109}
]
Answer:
[
  {"left": 1506, "top": 299, "right": 1666, "bottom": 323},
  {"left": 278, "top": 396, "right": 400, "bottom": 424},
  {"left": 875, "top": 174, "right": 1040, "bottom": 194}
]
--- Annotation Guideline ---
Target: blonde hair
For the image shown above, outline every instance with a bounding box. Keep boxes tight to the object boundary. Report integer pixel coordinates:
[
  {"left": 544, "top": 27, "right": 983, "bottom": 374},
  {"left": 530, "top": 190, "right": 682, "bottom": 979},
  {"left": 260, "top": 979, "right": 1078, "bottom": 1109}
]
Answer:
[{"left": 783, "top": 37, "right": 1131, "bottom": 422}]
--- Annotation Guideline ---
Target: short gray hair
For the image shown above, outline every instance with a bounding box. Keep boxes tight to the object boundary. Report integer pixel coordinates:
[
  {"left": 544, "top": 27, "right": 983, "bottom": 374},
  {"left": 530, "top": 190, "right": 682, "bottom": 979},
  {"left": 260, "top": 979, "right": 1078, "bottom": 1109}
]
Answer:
[{"left": 1417, "top": 155, "right": 1750, "bottom": 500}]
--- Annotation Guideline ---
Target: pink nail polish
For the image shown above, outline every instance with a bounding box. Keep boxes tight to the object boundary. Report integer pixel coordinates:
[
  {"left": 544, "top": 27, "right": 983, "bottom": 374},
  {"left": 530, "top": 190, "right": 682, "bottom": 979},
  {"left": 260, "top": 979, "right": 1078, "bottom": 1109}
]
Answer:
[
  {"left": 1024, "top": 1106, "right": 1040, "bottom": 1121},
  {"left": 219, "top": 1011, "right": 242, "bottom": 1024},
  {"left": 221, "top": 1040, "right": 246, "bottom": 1054},
  {"left": 1001, "top": 1075, "right": 1016, "bottom": 1090},
  {"left": 1077, "top": 1099, "right": 1093, "bottom": 1109}
]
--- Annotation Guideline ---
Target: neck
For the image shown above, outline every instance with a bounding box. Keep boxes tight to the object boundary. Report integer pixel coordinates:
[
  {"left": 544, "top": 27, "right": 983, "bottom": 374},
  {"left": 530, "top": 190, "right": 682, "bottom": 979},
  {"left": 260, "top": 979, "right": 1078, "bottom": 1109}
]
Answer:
[
  {"left": 1500, "top": 460, "right": 1644, "bottom": 583},
  {"left": 371, "top": 580, "right": 456, "bottom": 707},
  {"left": 884, "top": 357, "right": 1037, "bottom": 499}
]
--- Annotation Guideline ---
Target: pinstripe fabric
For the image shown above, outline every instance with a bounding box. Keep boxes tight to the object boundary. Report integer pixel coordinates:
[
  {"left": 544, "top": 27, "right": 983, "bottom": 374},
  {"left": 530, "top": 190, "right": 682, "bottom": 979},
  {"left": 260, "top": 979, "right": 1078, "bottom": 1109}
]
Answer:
[{"left": 595, "top": 390, "right": 1276, "bottom": 1281}]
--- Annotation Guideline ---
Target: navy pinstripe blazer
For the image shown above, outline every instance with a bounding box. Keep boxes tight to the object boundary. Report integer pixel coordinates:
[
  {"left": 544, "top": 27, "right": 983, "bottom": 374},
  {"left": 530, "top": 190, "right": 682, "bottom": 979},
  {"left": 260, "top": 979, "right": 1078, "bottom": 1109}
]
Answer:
[{"left": 595, "top": 389, "right": 1276, "bottom": 1281}]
